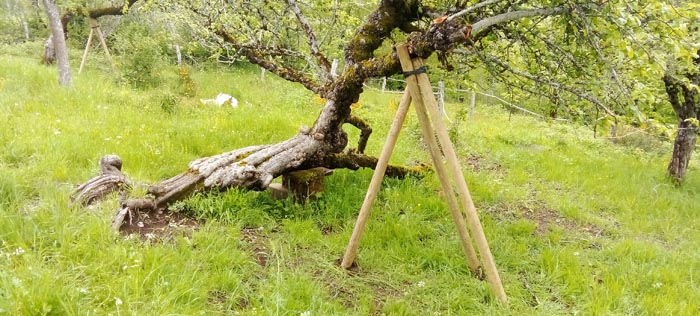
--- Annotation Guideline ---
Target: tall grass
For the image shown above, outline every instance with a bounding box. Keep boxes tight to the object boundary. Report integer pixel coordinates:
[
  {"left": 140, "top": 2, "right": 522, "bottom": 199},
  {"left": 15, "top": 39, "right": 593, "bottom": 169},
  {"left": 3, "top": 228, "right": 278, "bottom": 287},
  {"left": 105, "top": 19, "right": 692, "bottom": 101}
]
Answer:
[{"left": 1, "top": 42, "right": 699, "bottom": 315}]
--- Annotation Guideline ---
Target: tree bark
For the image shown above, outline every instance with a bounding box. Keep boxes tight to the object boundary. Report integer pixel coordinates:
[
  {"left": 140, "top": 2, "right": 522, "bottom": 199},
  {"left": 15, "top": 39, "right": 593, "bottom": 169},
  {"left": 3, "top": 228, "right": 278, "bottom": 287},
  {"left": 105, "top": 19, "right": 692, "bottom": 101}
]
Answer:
[
  {"left": 668, "top": 121, "right": 696, "bottom": 182},
  {"left": 664, "top": 69, "right": 700, "bottom": 183},
  {"left": 43, "top": 0, "right": 72, "bottom": 87},
  {"left": 71, "top": 155, "right": 129, "bottom": 207}
]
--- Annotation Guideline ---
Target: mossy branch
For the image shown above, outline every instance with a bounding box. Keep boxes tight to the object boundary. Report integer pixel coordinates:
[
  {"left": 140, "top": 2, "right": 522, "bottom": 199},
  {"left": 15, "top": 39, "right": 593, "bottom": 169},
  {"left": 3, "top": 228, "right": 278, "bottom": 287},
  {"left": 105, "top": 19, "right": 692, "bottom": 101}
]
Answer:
[
  {"left": 323, "top": 152, "right": 427, "bottom": 179},
  {"left": 344, "top": 115, "right": 373, "bottom": 154}
]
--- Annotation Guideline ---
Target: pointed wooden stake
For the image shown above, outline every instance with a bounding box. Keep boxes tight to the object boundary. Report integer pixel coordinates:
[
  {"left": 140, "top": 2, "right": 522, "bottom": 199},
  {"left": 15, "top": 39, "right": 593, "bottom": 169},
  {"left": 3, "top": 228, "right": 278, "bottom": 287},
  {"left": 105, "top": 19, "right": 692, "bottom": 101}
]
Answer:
[
  {"left": 397, "top": 44, "right": 507, "bottom": 304},
  {"left": 78, "top": 27, "right": 94, "bottom": 74},
  {"left": 341, "top": 43, "right": 507, "bottom": 305},
  {"left": 341, "top": 90, "right": 412, "bottom": 269},
  {"left": 80, "top": 18, "right": 116, "bottom": 73}
]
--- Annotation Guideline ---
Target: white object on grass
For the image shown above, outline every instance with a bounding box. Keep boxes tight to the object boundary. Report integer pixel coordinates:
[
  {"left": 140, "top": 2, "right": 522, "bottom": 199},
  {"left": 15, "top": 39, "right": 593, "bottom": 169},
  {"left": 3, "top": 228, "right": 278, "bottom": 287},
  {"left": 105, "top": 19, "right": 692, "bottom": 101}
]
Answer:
[{"left": 200, "top": 93, "right": 238, "bottom": 107}]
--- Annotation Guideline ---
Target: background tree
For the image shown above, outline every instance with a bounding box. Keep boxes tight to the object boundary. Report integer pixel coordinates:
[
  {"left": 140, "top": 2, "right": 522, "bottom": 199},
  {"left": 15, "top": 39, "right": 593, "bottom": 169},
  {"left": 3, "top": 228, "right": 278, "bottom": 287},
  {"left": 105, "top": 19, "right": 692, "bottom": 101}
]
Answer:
[
  {"left": 43, "top": 0, "right": 71, "bottom": 87},
  {"left": 664, "top": 54, "right": 700, "bottom": 182}
]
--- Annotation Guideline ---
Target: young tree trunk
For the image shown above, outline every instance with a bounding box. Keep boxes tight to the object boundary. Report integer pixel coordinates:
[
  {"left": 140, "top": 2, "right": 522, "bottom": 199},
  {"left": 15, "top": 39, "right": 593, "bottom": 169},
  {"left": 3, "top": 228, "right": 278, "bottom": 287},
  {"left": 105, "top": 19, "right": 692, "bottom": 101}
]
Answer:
[{"left": 43, "top": 0, "right": 72, "bottom": 87}]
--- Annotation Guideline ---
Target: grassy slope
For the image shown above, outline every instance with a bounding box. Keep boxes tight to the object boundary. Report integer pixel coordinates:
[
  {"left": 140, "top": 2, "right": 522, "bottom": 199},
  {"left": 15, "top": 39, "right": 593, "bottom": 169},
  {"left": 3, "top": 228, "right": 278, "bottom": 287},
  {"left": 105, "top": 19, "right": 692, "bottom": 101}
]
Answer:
[{"left": 1, "top": 42, "right": 699, "bottom": 315}]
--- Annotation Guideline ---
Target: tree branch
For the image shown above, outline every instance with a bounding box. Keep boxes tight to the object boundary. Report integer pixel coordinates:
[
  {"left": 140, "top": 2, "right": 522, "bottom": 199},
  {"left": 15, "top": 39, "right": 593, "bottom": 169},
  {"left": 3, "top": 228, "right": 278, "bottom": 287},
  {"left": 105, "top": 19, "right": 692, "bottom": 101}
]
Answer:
[
  {"left": 344, "top": 0, "right": 423, "bottom": 64},
  {"left": 471, "top": 7, "right": 568, "bottom": 36},
  {"left": 61, "top": 0, "right": 138, "bottom": 32},
  {"left": 484, "top": 54, "right": 617, "bottom": 117},
  {"left": 286, "top": 0, "right": 332, "bottom": 77},
  {"left": 322, "top": 152, "right": 426, "bottom": 179},
  {"left": 216, "top": 28, "right": 325, "bottom": 96},
  {"left": 344, "top": 115, "right": 373, "bottom": 154},
  {"left": 447, "top": 0, "right": 506, "bottom": 22}
]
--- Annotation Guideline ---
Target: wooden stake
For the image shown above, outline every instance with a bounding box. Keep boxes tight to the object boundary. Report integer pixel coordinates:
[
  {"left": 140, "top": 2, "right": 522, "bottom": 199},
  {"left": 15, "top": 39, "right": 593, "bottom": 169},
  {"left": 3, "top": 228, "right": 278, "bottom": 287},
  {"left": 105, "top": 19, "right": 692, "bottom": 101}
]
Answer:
[
  {"left": 341, "top": 90, "right": 412, "bottom": 269},
  {"left": 396, "top": 45, "right": 482, "bottom": 277},
  {"left": 78, "top": 27, "right": 94, "bottom": 74},
  {"left": 400, "top": 46, "right": 508, "bottom": 304}
]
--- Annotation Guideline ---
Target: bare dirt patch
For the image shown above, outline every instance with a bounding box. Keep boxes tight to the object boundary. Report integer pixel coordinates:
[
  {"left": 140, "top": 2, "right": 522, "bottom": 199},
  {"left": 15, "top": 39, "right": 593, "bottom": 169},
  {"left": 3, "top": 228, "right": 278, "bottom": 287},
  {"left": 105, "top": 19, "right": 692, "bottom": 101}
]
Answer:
[
  {"left": 464, "top": 153, "right": 506, "bottom": 176},
  {"left": 240, "top": 227, "right": 270, "bottom": 267},
  {"left": 485, "top": 200, "right": 605, "bottom": 237},
  {"left": 120, "top": 209, "right": 200, "bottom": 240}
]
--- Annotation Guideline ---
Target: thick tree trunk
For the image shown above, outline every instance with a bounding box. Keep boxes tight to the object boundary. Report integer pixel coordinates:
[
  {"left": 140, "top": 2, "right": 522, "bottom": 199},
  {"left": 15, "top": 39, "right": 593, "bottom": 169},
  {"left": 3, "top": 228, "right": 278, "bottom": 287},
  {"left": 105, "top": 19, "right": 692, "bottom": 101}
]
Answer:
[
  {"left": 668, "top": 120, "right": 696, "bottom": 181},
  {"left": 43, "top": 0, "right": 71, "bottom": 87},
  {"left": 664, "top": 69, "right": 699, "bottom": 183}
]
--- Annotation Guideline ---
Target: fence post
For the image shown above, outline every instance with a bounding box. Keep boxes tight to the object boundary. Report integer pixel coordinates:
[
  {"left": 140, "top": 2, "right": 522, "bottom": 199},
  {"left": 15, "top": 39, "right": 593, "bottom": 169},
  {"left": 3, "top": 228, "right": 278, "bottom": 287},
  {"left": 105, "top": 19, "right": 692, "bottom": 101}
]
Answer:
[
  {"left": 175, "top": 44, "right": 182, "bottom": 65},
  {"left": 382, "top": 77, "right": 387, "bottom": 93},
  {"left": 22, "top": 19, "right": 29, "bottom": 40},
  {"left": 261, "top": 67, "right": 266, "bottom": 81},
  {"left": 469, "top": 91, "right": 476, "bottom": 120}
]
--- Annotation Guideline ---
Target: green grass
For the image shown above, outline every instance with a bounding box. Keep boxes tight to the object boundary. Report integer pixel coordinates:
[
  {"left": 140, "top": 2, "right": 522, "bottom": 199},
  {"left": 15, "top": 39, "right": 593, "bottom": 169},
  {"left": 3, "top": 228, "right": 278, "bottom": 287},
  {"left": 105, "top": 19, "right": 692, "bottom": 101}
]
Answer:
[{"left": 1, "top": 42, "right": 700, "bottom": 315}]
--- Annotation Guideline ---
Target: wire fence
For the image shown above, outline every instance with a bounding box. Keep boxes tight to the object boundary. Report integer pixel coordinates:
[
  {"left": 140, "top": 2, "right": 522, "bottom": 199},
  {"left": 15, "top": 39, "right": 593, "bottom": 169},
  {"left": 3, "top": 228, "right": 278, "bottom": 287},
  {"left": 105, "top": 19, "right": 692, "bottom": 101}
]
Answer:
[
  {"left": 258, "top": 64, "right": 683, "bottom": 147},
  {"left": 361, "top": 77, "right": 686, "bottom": 147},
  {"left": 362, "top": 76, "right": 561, "bottom": 122}
]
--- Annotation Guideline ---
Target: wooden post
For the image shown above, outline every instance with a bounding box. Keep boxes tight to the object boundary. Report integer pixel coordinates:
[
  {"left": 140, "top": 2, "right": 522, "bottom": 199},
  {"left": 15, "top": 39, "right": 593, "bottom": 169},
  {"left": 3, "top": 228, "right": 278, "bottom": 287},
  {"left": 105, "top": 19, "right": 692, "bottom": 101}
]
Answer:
[
  {"left": 175, "top": 44, "right": 182, "bottom": 65},
  {"left": 399, "top": 46, "right": 507, "bottom": 304},
  {"left": 22, "top": 19, "right": 30, "bottom": 40},
  {"left": 78, "top": 26, "right": 95, "bottom": 74},
  {"left": 341, "top": 90, "right": 413, "bottom": 269},
  {"left": 381, "top": 77, "right": 387, "bottom": 93},
  {"left": 396, "top": 45, "right": 482, "bottom": 278}
]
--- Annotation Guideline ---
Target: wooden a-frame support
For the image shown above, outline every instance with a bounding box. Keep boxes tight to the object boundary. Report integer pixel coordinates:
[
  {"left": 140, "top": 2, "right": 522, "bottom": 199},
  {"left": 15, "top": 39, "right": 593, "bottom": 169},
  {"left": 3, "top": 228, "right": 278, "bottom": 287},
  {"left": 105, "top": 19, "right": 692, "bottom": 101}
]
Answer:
[
  {"left": 340, "top": 44, "right": 508, "bottom": 304},
  {"left": 79, "top": 18, "right": 115, "bottom": 74}
]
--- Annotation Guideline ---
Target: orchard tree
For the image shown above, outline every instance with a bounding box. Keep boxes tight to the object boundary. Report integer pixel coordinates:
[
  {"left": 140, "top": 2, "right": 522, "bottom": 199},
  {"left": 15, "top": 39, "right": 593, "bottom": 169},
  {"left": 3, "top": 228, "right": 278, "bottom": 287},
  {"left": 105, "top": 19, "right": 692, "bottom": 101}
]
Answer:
[
  {"left": 43, "top": 0, "right": 72, "bottom": 86},
  {"left": 73, "top": 1, "right": 696, "bottom": 223},
  {"left": 664, "top": 53, "right": 700, "bottom": 182}
]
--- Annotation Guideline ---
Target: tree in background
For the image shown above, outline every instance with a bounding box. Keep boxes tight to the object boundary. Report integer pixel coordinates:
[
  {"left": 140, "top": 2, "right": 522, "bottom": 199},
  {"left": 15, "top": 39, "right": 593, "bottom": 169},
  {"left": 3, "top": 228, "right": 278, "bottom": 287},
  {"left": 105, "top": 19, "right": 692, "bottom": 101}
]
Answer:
[
  {"left": 664, "top": 53, "right": 699, "bottom": 182},
  {"left": 42, "top": 0, "right": 71, "bottom": 87}
]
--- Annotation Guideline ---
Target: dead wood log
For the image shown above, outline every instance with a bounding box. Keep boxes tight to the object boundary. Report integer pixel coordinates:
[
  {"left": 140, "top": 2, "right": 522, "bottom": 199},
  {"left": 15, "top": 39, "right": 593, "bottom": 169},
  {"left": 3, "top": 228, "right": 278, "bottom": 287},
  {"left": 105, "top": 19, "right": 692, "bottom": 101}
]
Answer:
[{"left": 70, "top": 155, "right": 129, "bottom": 207}]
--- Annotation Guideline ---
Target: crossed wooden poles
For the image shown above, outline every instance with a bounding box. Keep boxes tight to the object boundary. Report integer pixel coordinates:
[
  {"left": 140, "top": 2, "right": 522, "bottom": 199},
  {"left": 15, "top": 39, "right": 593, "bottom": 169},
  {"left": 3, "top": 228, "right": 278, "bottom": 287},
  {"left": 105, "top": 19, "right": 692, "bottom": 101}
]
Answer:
[
  {"left": 78, "top": 18, "right": 115, "bottom": 74},
  {"left": 341, "top": 44, "right": 507, "bottom": 304}
]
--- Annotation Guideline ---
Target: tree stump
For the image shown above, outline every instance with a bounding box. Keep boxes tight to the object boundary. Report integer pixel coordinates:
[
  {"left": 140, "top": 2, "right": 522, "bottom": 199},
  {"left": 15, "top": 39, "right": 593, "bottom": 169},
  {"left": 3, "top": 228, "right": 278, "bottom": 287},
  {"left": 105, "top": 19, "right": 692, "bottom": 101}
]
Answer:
[{"left": 268, "top": 168, "right": 333, "bottom": 202}]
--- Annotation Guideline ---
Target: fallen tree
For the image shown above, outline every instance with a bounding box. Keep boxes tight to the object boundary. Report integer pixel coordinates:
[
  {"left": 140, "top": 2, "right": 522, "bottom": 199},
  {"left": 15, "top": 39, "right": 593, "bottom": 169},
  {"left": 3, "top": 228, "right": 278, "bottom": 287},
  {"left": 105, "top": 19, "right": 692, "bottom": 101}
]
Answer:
[{"left": 74, "top": 0, "right": 625, "bottom": 229}]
